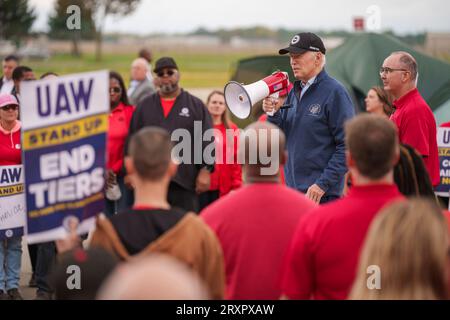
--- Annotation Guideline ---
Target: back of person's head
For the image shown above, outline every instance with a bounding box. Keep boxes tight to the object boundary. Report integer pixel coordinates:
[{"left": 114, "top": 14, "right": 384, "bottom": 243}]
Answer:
[
  {"left": 12, "top": 65, "right": 32, "bottom": 81},
  {"left": 350, "top": 198, "right": 448, "bottom": 300},
  {"left": 50, "top": 247, "right": 118, "bottom": 300},
  {"left": 239, "top": 121, "right": 286, "bottom": 178},
  {"left": 97, "top": 254, "right": 210, "bottom": 300},
  {"left": 127, "top": 127, "right": 173, "bottom": 181},
  {"left": 138, "top": 48, "right": 152, "bottom": 63},
  {"left": 40, "top": 72, "right": 58, "bottom": 79},
  {"left": 345, "top": 114, "right": 399, "bottom": 179},
  {"left": 3, "top": 54, "right": 19, "bottom": 63},
  {"left": 394, "top": 144, "right": 435, "bottom": 198}
]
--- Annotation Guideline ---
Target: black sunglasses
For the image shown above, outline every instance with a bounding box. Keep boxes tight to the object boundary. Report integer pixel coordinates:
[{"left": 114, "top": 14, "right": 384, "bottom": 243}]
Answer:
[
  {"left": 157, "top": 70, "right": 176, "bottom": 77},
  {"left": 1, "top": 105, "right": 18, "bottom": 111},
  {"left": 110, "top": 87, "right": 122, "bottom": 94}
]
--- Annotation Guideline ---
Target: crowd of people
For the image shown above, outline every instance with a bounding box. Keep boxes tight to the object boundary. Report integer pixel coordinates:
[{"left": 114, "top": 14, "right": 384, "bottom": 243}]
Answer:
[{"left": 0, "top": 31, "right": 449, "bottom": 300}]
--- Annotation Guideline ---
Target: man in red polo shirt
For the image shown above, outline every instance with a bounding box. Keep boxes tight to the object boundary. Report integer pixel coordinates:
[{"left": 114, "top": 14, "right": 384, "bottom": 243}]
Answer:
[
  {"left": 201, "top": 122, "right": 316, "bottom": 299},
  {"left": 281, "top": 114, "right": 404, "bottom": 300},
  {"left": 381, "top": 51, "right": 440, "bottom": 186}
]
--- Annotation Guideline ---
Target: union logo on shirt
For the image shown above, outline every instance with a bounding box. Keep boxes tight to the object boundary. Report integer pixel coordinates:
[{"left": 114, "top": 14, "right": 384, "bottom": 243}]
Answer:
[
  {"left": 308, "top": 104, "right": 321, "bottom": 116},
  {"left": 179, "top": 107, "right": 190, "bottom": 117}
]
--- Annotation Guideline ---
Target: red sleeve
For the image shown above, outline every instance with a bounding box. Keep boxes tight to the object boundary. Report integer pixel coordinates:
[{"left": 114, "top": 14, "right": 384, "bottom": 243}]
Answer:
[
  {"left": 281, "top": 215, "right": 315, "bottom": 299},
  {"left": 110, "top": 159, "right": 123, "bottom": 173},
  {"left": 110, "top": 105, "right": 136, "bottom": 173},
  {"left": 400, "top": 109, "right": 430, "bottom": 156}
]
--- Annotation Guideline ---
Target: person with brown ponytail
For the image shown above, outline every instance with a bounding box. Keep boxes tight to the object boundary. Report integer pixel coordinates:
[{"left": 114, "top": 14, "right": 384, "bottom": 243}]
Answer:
[
  {"left": 365, "top": 86, "right": 394, "bottom": 118},
  {"left": 199, "top": 90, "right": 242, "bottom": 210}
]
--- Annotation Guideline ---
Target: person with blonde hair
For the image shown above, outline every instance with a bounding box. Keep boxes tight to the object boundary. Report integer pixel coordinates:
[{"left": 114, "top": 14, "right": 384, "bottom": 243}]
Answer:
[{"left": 350, "top": 198, "right": 449, "bottom": 300}]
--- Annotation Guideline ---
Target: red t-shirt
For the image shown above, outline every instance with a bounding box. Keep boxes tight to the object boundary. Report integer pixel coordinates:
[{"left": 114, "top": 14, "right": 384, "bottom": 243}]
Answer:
[
  {"left": 201, "top": 183, "right": 316, "bottom": 299},
  {"left": 0, "top": 121, "right": 22, "bottom": 165},
  {"left": 160, "top": 97, "right": 176, "bottom": 118},
  {"left": 390, "top": 88, "right": 440, "bottom": 186},
  {"left": 282, "top": 184, "right": 404, "bottom": 300},
  {"left": 107, "top": 103, "right": 135, "bottom": 173},
  {"left": 209, "top": 123, "right": 242, "bottom": 196}
]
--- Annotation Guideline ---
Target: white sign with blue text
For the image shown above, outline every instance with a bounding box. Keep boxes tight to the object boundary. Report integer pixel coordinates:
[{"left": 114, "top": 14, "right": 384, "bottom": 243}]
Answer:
[
  {"left": 0, "top": 165, "right": 26, "bottom": 239},
  {"left": 20, "top": 70, "right": 109, "bottom": 244}
]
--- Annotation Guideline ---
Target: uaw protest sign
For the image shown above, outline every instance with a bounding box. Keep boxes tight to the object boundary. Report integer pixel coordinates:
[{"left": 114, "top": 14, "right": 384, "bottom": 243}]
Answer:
[
  {"left": 0, "top": 165, "right": 26, "bottom": 239},
  {"left": 436, "top": 127, "right": 450, "bottom": 198},
  {"left": 21, "top": 71, "right": 109, "bottom": 244}
]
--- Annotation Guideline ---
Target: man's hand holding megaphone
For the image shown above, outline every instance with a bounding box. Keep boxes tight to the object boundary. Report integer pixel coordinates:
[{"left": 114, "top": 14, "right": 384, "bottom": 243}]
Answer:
[{"left": 262, "top": 95, "right": 285, "bottom": 116}]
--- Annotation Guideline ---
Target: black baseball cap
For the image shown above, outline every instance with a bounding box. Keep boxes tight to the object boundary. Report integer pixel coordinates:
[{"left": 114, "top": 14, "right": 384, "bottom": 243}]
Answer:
[
  {"left": 153, "top": 57, "right": 178, "bottom": 73},
  {"left": 279, "top": 32, "right": 326, "bottom": 55}
]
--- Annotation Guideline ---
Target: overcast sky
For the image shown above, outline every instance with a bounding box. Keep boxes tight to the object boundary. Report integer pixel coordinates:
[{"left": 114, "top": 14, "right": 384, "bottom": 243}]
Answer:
[{"left": 30, "top": 0, "right": 450, "bottom": 35}]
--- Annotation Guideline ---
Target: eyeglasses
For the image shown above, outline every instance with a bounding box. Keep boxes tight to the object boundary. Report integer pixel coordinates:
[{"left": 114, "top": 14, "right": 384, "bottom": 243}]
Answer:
[
  {"left": 157, "top": 70, "right": 176, "bottom": 77},
  {"left": 1, "top": 105, "right": 18, "bottom": 111},
  {"left": 379, "top": 67, "right": 409, "bottom": 75},
  {"left": 110, "top": 87, "right": 121, "bottom": 94}
]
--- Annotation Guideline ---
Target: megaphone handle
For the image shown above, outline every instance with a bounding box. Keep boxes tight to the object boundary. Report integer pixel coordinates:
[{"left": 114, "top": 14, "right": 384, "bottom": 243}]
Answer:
[{"left": 265, "top": 93, "right": 279, "bottom": 116}]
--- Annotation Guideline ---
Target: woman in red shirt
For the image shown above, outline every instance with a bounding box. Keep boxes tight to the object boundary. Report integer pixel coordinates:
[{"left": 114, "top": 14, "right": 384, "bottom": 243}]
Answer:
[
  {"left": 199, "top": 90, "right": 242, "bottom": 211},
  {"left": 0, "top": 93, "right": 23, "bottom": 300},
  {"left": 105, "top": 72, "right": 135, "bottom": 216}
]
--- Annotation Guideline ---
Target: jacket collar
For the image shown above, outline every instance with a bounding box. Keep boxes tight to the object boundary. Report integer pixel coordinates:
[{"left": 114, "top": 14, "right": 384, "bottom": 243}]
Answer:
[{"left": 293, "top": 68, "right": 328, "bottom": 95}]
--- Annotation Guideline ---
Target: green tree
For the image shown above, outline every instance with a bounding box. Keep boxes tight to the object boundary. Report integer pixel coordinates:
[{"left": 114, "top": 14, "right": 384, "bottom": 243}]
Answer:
[
  {"left": 48, "top": 0, "right": 96, "bottom": 57},
  {"left": 86, "top": 0, "right": 141, "bottom": 61},
  {"left": 0, "top": 0, "right": 36, "bottom": 47}
]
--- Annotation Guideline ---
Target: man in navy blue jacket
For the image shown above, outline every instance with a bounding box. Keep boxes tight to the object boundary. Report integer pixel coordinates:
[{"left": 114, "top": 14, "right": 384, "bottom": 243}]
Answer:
[{"left": 263, "top": 32, "right": 355, "bottom": 204}]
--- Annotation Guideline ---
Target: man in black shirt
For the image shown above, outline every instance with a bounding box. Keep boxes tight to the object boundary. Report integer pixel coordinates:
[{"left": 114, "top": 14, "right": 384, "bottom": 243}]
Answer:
[
  {"left": 92, "top": 127, "right": 225, "bottom": 298},
  {"left": 125, "top": 57, "right": 214, "bottom": 212}
]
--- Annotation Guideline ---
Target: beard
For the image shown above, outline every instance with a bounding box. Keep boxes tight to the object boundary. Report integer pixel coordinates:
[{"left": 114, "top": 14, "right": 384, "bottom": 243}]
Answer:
[{"left": 160, "top": 83, "right": 178, "bottom": 94}]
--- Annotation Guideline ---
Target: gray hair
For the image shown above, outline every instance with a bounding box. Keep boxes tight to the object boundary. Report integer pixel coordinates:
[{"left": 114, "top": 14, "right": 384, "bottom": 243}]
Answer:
[{"left": 391, "top": 51, "right": 418, "bottom": 81}]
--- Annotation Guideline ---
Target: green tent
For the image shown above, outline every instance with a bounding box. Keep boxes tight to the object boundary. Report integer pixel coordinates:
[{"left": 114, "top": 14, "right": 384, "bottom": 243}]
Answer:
[{"left": 230, "top": 33, "right": 450, "bottom": 125}]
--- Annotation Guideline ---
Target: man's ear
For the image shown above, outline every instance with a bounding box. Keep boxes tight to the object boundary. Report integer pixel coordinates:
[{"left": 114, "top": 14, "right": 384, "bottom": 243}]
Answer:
[
  {"left": 167, "top": 160, "right": 178, "bottom": 178},
  {"left": 280, "top": 150, "right": 288, "bottom": 166},
  {"left": 346, "top": 150, "right": 354, "bottom": 169},
  {"left": 316, "top": 52, "right": 322, "bottom": 65},
  {"left": 393, "top": 145, "right": 401, "bottom": 166},
  {"left": 402, "top": 71, "right": 411, "bottom": 83},
  {"left": 124, "top": 156, "right": 135, "bottom": 175}
]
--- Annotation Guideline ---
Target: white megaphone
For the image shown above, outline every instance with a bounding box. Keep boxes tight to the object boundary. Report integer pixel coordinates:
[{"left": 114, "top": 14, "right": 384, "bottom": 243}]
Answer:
[{"left": 224, "top": 71, "right": 290, "bottom": 119}]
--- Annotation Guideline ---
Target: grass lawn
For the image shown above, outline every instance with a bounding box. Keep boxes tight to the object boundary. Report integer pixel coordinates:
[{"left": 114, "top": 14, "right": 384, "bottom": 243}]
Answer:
[{"left": 21, "top": 51, "right": 256, "bottom": 88}]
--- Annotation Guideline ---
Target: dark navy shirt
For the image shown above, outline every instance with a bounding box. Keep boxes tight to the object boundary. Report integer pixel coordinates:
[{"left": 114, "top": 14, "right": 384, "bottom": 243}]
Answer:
[{"left": 268, "top": 69, "right": 355, "bottom": 197}]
